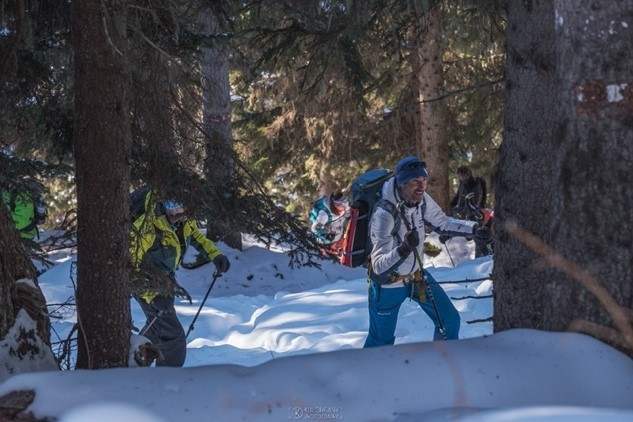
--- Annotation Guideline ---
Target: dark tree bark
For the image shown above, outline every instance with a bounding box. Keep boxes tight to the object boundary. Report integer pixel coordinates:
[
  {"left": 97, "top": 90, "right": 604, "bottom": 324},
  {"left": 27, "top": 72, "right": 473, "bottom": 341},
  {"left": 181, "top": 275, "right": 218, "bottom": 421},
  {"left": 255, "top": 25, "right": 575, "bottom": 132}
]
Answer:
[
  {"left": 72, "top": 0, "right": 131, "bottom": 368},
  {"left": 543, "top": 1, "right": 633, "bottom": 352},
  {"left": 0, "top": 193, "right": 56, "bottom": 379},
  {"left": 0, "top": 202, "right": 51, "bottom": 346},
  {"left": 0, "top": 205, "right": 18, "bottom": 340},
  {"left": 200, "top": 5, "right": 242, "bottom": 251},
  {"left": 129, "top": 14, "right": 178, "bottom": 188},
  {"left": 410, "top": 3, "right": 450, "bottom": 211},
  {"left": 493, "top": 1, "right": 557, "bottom": 331}
]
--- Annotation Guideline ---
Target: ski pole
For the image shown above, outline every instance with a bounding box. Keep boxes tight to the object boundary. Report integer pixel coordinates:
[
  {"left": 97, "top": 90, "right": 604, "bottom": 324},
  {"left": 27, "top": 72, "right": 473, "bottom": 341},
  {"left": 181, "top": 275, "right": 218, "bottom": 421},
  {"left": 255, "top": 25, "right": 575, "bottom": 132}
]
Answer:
[
  {"left": 418, "top": 266, "right": 448, "bottom": 340},
  {"left": 138, "top": 307, "right": 169, "bottom": 336},
  {"left": 443, "top": 237, "right": 456, "bottom": 268},
  {"left": 397, "top": 203, "right": 448, "bottom": 340},
  {"left": 185, "top": 272, "right": 221, "bottom": 339},
  {"left": 140, "top": 312, "right": 163, "bottom": 337}
]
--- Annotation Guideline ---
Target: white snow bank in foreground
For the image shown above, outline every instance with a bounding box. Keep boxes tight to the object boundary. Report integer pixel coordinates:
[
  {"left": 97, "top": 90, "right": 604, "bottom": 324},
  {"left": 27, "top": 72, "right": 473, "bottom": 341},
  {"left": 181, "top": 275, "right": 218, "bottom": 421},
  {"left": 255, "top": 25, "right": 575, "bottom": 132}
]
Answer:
[{"left": 1, "top": 329, "right": 632, "bottom": 421}]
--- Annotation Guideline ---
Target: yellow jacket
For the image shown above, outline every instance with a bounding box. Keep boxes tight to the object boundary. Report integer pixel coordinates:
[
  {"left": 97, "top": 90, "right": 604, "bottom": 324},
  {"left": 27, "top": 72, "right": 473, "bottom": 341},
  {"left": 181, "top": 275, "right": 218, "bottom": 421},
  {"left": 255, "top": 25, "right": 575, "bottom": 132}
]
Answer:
[{"left": 130, "top": 191, "right": 222, "bottom": 302}]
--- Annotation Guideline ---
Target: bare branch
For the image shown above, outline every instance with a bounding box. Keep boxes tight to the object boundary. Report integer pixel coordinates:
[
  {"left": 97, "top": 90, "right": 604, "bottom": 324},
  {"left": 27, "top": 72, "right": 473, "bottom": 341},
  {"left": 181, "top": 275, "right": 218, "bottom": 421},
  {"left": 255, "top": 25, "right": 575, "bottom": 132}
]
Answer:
[{"left": 505, "top": 220, "right": 633, "bottom": 350}]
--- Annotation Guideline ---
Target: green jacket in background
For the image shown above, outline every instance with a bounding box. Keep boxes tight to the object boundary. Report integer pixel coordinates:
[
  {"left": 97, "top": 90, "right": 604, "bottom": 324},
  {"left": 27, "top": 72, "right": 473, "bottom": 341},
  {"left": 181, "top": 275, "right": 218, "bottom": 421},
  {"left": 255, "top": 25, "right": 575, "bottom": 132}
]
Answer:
[
  {"left": 2, "top": 190, "right": 38, "bottom": 240},
  {"left": 130, "top": 190, "right": 222, "bottom": 303}
]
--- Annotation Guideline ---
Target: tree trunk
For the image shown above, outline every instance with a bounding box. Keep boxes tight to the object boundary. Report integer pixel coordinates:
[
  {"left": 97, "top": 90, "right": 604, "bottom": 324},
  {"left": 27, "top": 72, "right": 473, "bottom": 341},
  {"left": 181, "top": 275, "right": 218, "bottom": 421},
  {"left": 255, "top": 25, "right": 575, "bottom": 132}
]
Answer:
[
  {"left": 72, "top": 0, "right": 132, "bottom": 368},
  {"left": 0, "top": 202, "right": 51, "bottom": 345},
  {"left": 0, "top": 189, "right": 56, "bottom": 379},
  {"left": 200, "top": 5, "right": 242, "bottom": 251},
  {"left": 543, "top": 1, "right": 633, "bottom": 354},
  {"left": 410, "top": 3, "right": 450, "bottom": 211},
  {"left": 0, "top": 204, "right": 18, "bottom": 341},
  {"left": 492, "top": 1, "right": 557, "bottom": 331},
  {"left": 129, "top": 25, "right": 177, "bottom": 186}
]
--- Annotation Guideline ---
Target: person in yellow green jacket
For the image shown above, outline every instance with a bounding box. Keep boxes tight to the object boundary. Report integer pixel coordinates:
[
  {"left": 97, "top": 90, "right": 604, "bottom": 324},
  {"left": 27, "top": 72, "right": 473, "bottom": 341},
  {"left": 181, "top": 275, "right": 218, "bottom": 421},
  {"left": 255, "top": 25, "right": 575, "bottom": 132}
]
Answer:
[
  {"left": 130, "top": 189, "right": 230, "bottom": 367},
  {"left": 2, "top": 190, "right": 47, "bottom": 241}
]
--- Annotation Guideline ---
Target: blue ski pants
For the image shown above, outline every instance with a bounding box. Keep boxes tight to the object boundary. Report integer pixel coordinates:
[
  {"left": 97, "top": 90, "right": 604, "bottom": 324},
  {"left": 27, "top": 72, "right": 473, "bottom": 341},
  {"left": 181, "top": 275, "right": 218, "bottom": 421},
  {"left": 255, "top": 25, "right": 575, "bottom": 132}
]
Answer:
[{"left": 363, "top": 275, "right": 460, "bottom": 348}]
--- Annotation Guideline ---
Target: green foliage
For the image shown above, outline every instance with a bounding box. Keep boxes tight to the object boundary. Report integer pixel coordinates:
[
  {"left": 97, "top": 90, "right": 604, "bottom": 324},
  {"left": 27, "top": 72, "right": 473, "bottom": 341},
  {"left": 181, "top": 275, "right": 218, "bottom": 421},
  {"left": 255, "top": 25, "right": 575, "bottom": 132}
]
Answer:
[
  {"left": 233, "top": 0, "right": 505, "bottom": 215},
  {"left": 424, "top": 241, "right": 442, "bottom": 257},
  {"left": 444, "top": 1, "right": 506, "bottom": 196},
  {"left": 1, "top": 0, "right": 506, "bottom": 264},
  {"left": 0, "top": 0, "right": 74, "bottom": 163}
]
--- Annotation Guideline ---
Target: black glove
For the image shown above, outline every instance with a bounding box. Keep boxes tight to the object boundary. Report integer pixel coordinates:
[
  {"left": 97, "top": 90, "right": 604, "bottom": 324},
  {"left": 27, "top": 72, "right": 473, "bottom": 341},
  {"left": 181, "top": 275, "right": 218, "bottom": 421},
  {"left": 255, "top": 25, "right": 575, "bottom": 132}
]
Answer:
[
  {"left": 438, "top": 235, "right": 450, "bottom": 244},
  {"left": 213, "top": 254, "right": 230, "bottom": 273},
  {"left": 397, "top": 229, "right": 420, "bottom": 258},
  {"left": 473, "top": 225, "right": 492, "bottom": 243}
]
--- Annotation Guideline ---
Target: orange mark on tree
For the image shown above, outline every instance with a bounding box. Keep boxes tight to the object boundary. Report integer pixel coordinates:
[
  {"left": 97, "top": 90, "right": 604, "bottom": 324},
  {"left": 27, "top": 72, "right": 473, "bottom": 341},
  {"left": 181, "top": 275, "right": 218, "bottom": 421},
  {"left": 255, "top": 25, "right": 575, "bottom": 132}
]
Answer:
[
  {"left": 574, "top": 79, "right": 607, "bottom": 117},
  {"left": 620, "top": 83, "right": 633, "bottom": 113}
]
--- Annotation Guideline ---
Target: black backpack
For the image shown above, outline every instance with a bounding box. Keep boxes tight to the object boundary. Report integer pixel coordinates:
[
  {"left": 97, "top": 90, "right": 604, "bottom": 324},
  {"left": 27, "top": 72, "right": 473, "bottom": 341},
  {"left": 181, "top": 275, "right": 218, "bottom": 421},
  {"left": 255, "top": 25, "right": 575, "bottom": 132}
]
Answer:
[
  {"left": 341, "top": 169, "right": 399, "bottom": 268},
  {"left": 476, "top": 177, "right": 487, "bottom": 208},
  {"left": 33, "top": 195, "right": 47, "bottom": 225},
  {"left": 130, "top": 186, "right": 152, "bottom": 223}
]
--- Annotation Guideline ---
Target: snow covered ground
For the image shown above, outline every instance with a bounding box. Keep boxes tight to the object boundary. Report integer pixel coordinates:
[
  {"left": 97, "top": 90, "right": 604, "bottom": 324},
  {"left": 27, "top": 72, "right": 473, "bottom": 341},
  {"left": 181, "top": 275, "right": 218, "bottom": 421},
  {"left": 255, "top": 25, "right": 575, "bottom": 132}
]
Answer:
[{"left": 1, "top": 233, "right": 633, "bottom": 421}]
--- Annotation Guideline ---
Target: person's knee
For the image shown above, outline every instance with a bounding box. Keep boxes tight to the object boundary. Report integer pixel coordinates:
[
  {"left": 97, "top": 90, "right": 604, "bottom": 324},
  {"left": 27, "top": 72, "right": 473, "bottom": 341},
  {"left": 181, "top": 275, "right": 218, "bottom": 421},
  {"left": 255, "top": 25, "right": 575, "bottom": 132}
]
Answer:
[{"left": 365, "top": 309, "right": 399, "bottom": 347}]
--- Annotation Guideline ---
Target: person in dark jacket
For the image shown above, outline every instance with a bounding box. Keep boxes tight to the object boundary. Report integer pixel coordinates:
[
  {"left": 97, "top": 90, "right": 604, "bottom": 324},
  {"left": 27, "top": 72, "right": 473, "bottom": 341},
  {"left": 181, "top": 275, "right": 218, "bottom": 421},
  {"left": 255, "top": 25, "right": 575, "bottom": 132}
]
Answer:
[
  {"left": 448, "top": 165, "right": 491, "bottom": 257},
  {"left": 449, "top": 165, "right": 485, "bottom": 218}
]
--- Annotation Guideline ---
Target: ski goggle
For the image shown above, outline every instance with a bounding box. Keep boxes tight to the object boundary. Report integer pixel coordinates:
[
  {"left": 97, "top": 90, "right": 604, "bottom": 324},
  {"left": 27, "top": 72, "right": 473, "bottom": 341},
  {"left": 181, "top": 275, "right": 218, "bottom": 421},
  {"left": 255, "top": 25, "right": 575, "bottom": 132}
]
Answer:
[
  {"left": 401, "top": 160, "right": 427, "bottom": 170},
  {"left": 332, "top": 197, "right": 349, "bottom": 208},
  {"left": 163, "top": 201, "right": 184, "bottom": 211}
]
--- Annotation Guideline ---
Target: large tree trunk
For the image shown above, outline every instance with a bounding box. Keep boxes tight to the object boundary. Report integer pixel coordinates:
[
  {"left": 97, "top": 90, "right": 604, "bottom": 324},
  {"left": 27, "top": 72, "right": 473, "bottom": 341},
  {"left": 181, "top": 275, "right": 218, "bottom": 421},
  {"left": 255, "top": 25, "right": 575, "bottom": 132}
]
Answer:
[
  {"left": 72, "top": 0, "right": 132, "bottom": 369},
  {"left": 543, "top": 1, "right": 633, "bottom": 354},
  {"left": 200, "top": 5, "right": 242, "bottom": 251},
  {"left": 0, "top": 201, "right": 52, "bottom": 349},
  {"left": 410, "top": 3, "right": 450, "bottom": 211},
  {"left": 0, "top": 205, "right": 18, "bottom": 341},
  {"left": 492, "top": 0, "right": 557, "bottom": 332}
]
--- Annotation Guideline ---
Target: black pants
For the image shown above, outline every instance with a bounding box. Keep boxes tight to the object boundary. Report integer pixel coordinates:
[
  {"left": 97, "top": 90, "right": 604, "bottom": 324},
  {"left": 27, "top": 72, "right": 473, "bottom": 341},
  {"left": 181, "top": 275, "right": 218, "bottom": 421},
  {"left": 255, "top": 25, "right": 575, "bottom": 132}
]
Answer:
[
  {"left": 136, "top": 294, "right": 186, "bottom": 367},
  {"left": 475, "top": 238, "right": 491, "bottom": 257}
]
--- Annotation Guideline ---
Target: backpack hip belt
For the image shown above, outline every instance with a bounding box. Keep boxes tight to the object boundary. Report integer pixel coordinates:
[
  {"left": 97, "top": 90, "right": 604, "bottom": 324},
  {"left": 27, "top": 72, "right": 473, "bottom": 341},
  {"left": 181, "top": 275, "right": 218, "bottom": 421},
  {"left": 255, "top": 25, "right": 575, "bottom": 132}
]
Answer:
[{"left": 391, "top": 269, "right": 427, "bottom": 302}]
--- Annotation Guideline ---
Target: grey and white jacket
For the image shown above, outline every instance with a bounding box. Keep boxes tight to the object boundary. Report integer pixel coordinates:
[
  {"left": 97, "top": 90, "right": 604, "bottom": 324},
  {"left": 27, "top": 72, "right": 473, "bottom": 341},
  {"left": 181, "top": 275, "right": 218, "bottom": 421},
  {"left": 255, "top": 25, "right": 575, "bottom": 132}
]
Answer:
[{"left": 369, "top": 177, "right": 476, "bottom": 287}]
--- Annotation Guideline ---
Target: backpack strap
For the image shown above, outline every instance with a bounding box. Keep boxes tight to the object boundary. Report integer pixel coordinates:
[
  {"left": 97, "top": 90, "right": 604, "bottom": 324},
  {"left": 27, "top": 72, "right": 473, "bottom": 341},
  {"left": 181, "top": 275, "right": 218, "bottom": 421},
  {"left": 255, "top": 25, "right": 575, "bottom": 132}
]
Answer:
[
  {"left": 309, "top": 196, "right": 332, "bottom": 223},
  {"left": 419, "top": 196, "right": 428, "bottom": 226},
  {"left": 376, "top": 199, "right": 401, "bottom": 244},
  {"left": 368, "top": 200, "right": 405, "bottom": 285},
  {"left": 9, "top": 190, "right": 17, "bottom": 212}
]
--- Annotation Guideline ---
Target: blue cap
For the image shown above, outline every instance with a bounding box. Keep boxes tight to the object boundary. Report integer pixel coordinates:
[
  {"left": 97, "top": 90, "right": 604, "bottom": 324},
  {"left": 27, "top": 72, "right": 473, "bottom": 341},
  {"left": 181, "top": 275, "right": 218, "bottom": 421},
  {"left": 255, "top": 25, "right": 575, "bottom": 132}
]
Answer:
[
  {"left": 395, "top": 156, "right": 429, "bottom": 186},
  {"left": 162, "top": 201, "right": 183, "bottom": 210}
]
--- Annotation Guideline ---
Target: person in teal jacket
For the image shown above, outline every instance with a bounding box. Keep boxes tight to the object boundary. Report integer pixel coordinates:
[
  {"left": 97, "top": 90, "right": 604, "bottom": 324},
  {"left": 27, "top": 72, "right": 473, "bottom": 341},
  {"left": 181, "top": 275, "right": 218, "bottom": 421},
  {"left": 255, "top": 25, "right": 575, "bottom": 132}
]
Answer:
[
  {"left": 309, "top": 191, "right": 350, "bottom": 256},
  {"left": 130, "top": 189, "right": 230, "bottom": 367}
]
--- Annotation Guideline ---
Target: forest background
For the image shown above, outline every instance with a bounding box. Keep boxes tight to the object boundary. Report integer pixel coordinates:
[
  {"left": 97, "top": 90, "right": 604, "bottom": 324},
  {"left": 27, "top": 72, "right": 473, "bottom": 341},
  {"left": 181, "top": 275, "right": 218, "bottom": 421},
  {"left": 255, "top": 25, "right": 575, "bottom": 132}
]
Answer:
[{"left": 1, "top": 0, "right": 632, "bottom": 376}]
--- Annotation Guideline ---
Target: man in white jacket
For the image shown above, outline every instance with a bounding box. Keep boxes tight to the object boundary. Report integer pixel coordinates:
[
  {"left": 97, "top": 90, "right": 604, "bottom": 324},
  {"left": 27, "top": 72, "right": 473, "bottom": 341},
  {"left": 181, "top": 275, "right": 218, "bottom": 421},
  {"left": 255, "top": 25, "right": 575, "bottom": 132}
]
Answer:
[{"left": 364, "top": 156, "right": 490, "bottom": 347}]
